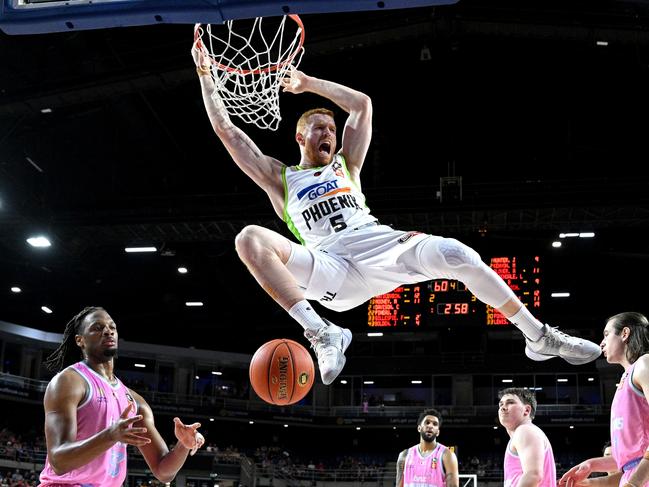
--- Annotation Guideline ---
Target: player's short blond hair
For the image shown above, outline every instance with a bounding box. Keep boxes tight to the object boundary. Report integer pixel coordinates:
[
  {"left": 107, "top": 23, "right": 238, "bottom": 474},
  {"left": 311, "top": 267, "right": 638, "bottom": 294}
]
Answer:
[{"left": 296, "top": 108, "right": 335, "bottom": 135}]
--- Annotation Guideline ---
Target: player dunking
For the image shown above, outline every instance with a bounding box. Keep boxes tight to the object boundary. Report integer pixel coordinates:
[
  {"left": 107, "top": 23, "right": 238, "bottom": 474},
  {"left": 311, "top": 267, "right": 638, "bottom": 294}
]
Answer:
[
  {"left": 396, "top": 408, "right": 459, "bottom": 487},
  {"left": 192, "top": 42, "right": 600, "bottom": 385},
  {"left": 560, "top": 312, "right": 649, "bottom": 487},
  {"left": 38, "top": 307, "right": 205, "bottom": 487}
]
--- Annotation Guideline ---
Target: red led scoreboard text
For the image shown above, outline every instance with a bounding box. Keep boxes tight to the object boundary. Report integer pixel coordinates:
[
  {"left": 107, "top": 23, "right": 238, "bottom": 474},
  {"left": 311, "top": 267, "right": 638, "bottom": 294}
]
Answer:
[{"left": 367, "top": 256, "right": 541, "bottom": 328}]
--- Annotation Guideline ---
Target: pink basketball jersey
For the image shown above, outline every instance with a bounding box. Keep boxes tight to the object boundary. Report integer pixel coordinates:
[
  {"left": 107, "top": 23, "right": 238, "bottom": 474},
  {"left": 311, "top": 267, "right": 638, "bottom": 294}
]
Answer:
[
  {"left": 403, "top": 443, "right": 448, "bottom": 487},
  {"left": 39, "top": 361, "right": 137, "bottom": 487},
  {"left": 610, "top": 360, "right": 649, "bottom": 474},
  {"left": 503, "top": 433, "right": 557, "bottom": 487}
]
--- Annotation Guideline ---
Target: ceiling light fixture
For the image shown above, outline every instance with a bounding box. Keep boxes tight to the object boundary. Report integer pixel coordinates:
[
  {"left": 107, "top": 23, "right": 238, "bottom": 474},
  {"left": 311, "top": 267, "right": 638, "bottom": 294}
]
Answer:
[
  {"left": 124, "top": 246, "right": 157, "bottom": 253},
  {"left": 551, "top": 292, "right": 570, "bottom": 298},
  {"left": 27, "top": 236, "right": 51, "bottom": 248}
]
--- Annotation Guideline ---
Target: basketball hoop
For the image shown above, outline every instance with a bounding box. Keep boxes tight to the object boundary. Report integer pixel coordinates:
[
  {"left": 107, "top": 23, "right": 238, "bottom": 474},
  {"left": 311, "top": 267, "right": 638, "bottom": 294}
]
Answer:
[{"left": 194, "top": 15, "right": 305, "bottom": 131}]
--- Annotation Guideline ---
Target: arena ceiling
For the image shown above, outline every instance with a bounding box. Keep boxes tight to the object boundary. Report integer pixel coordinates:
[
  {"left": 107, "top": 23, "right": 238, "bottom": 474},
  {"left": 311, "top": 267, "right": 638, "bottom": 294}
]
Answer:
[{"left": 0, "top": 0, "right": 648, "bottom": 352}]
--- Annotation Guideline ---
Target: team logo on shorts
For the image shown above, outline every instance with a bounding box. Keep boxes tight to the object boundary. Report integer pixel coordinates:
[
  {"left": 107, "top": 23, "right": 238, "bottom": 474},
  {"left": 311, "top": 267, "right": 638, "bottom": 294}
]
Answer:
[
  {"left": 320, "top": 291, "right": 337, "bottom": 302},
  {"left": 398, "top": 231, "right": 422, "bottom": 244}
]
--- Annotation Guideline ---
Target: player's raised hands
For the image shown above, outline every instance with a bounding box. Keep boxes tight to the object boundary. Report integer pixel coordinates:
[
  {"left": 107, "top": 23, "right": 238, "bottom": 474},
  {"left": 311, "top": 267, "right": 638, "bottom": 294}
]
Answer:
[
  {"left": 191, "top": 36, "right": 211, "bottom": 72},
  {"left": 173, "top": 417, "right": 205, "bottom": 456},
  {"left": 281, "top": 66, "right": 309, "bottom": 94},
  {"left": 107, "top": 402, "right": 151, "bottom": 446}
]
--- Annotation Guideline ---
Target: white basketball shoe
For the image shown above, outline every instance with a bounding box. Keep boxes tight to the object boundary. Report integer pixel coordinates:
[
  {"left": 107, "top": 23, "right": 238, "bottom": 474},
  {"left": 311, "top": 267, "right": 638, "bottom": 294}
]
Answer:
[
  {"left": 304, "top": 319, "right": 352, "bottom": 385},
  {"left": 525, "top": 324, "right": 601, "bottom": 365}
]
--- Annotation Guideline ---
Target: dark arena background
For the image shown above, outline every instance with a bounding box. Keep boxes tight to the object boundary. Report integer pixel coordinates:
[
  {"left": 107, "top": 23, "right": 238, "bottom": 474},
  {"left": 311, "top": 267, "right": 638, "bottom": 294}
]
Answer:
[{"left": 1, "top": 0, "right": 649, "bottom": 485}]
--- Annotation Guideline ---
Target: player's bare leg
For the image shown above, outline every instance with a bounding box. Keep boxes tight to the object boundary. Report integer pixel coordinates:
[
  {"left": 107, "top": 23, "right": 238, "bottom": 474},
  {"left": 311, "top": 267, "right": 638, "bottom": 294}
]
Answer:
[{"left": 235, "top": 225, "right": 351, "bottom": 384}]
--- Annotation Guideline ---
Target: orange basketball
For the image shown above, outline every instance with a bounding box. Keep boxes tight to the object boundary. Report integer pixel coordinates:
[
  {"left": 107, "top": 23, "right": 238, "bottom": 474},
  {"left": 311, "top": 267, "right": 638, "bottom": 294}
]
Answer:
[{"left": 249, "top": 339, "right": 315, "bottom": 405}]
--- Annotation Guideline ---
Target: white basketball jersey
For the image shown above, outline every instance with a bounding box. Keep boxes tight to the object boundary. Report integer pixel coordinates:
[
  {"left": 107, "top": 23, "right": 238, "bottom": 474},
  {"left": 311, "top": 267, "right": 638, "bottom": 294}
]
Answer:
[{"left": 282, "top": 154, "right": 376, "bottom": 248}]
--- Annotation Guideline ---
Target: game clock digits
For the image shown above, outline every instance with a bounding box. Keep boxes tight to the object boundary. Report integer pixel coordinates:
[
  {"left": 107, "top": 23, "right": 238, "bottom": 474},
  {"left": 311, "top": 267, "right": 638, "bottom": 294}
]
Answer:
[{"left": 367, "top": 256, "right": 541, "bottom": 328}]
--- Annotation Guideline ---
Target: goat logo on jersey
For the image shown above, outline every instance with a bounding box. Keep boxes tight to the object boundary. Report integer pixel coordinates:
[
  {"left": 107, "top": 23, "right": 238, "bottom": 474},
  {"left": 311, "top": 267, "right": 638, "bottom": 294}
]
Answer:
[{"left": 297, "top": 180, "right": 348, "bottom": 201}]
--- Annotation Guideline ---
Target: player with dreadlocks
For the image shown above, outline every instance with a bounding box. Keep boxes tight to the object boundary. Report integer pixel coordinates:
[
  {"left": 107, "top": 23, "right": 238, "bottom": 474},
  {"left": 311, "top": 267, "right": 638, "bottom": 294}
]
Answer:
[{"left": 38, "top": 306, "right": 205, "bottom": 487}]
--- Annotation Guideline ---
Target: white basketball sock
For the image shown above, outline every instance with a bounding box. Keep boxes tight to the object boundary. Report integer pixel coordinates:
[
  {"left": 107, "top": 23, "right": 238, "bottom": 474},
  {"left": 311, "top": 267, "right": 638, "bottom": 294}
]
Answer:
[
  {"left": 508, "top": 306, "right": 545, "bottom": 342},
  {"left": 288, "top": 300, "right": 327, "bottom": 332}
]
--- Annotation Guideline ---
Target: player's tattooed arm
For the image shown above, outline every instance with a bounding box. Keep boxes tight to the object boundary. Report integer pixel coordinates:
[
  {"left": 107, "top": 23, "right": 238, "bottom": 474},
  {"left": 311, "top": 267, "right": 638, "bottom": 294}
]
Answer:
[
  {"left": 233, "top": 132, "right": 262, "bottom": 160},
  {"left": 396, "top": 450, "right": 407, "bottom": 487},
  {"left": 196, "top": 74, "right": 283, "bottom": 192},
  {"left": 192, "top": 40, "right": 283, "bottom": 203}
]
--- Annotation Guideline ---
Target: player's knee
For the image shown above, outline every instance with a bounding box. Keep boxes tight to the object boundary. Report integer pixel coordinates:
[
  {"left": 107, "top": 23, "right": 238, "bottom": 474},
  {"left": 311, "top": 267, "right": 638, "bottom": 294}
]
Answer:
[
  {"left": 419, "top": 237, "right": 482, "bottom": 280},
  {"left": 234, "top": 225, "right": 266, "bottom": 261},
  {"left": 235, "top": 225, "right": 289, "bottom": 265},
  {"left": 420, "top": 237, "right": 514, "bottom": 307},
  {"left": 437, "top": 238, "right": 481, "bottom": 268}
]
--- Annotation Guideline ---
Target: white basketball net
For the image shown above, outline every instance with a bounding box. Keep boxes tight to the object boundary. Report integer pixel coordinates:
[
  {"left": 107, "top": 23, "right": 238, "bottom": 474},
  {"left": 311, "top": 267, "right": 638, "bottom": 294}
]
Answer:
[{"left": 195, "top": 16, "right": 305, "bottom": 131}]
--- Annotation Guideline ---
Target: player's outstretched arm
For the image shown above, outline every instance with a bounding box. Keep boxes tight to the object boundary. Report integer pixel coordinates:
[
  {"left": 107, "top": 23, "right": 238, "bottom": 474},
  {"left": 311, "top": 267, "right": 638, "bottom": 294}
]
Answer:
[
  {"left": 191, "top": 41, "right": 284, "bottom": 194},
  {"left": 443, "top": 448, "right": 460, "bottom": 487},
  {"left": 281, "top": 68, "right": 372, "bottom": 184},
  {"left": 130, "top": 389, "right": 205, "bottom": 483},
  {"left": 564, "top": 472, "right": 623, "bottom": 487},
  {"left": 395, "top": 450, "right": 407, "bottom": 487},
  {"left": 44, "top": 371, "right": 149, "bottom": 475},
  {"left": 559, "top": 457, "right": 618, "bottom": 486}
]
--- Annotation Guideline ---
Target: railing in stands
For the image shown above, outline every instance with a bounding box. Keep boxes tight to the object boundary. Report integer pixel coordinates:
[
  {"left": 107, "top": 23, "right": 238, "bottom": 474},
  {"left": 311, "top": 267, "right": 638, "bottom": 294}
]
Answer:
[{"left": 0, "top": 372, "right": 610, "bottom": 419}]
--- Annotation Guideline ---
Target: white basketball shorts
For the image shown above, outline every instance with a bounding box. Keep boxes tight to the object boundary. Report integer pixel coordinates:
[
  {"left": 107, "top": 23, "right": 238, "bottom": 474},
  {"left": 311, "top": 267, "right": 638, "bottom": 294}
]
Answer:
[{"left": 285, "top": 223, "right": 437, "bottom": 312}]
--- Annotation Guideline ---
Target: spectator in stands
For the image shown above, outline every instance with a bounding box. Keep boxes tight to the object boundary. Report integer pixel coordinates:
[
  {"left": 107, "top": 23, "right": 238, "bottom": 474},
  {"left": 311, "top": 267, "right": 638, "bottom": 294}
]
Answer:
[
  {"left": 396, "top": 408, "right": 459, "bottom": 487},
  {"left": 498, "top": 387, "right": 556, "bottom": 487},
  {"left": 602, "top": 442, "right": 612, "bottom": 459},
  {"left": 600, "top": 441, "right": 619, "bottom": 477},
  {"left": 38, "top": 306, "right": 206, "bottom": 487},
  {"left": 560, "top": 312, "right": 649, "bottom": 487}
]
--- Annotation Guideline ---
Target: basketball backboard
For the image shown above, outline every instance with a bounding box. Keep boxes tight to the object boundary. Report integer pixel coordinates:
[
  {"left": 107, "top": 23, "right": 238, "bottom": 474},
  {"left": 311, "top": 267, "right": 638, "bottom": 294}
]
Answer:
[{"left": 0, "top": 0, "right": 458, "bottom": 35}]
